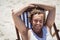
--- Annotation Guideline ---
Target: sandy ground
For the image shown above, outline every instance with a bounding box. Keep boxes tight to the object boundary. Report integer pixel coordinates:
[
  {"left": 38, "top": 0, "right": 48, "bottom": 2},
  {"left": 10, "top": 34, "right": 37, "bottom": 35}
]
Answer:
[{"left": 0, "top": 0, "right": 60, "bottom": 40}]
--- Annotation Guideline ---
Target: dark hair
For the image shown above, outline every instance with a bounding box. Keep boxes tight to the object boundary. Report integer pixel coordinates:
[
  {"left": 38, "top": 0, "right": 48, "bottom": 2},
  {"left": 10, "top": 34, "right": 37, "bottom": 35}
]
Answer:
[{"left": 28, "top": 8, "right": 46, "bottom": 25}]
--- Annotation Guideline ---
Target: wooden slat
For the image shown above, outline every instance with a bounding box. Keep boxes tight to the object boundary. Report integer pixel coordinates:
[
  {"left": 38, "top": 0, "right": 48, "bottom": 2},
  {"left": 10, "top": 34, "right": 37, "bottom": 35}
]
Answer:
[{"left": 53, "top": 23, "right": 60, "bottom": 40}]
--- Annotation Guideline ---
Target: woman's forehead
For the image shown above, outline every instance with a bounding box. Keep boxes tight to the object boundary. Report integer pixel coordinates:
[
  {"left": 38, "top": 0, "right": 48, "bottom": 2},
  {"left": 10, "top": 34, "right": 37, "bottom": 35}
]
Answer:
[{"left": 33, "top": 14, "right": 44, "bottom": 18}]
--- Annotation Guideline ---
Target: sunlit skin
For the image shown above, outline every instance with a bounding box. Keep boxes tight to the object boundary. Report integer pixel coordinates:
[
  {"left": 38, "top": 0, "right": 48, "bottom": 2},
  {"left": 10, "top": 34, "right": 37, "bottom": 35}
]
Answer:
[
  {"left": 12, "top": 4, "right": 55, "bottom": 40},
  {"left": 31, "top": 13, "right": 44, "bottom": 37}
]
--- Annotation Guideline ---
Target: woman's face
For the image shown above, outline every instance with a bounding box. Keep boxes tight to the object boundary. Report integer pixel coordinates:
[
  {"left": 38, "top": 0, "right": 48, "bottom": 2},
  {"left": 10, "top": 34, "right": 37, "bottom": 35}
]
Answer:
[{"left": 31, "top": 13, "right": 44, "bottom": 33}]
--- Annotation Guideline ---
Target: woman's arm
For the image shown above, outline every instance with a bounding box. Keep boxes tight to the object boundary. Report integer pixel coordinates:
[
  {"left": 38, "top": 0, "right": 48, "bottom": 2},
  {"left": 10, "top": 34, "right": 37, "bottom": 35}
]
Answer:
[
  {"left": 39, "top": 4, "right": 56, "bottom": 29},
  {"left": 12, "top": 4, "right": 35, "bottom": 40},
  {"left": 12, "top": 10, "right": 28, "bottom": 40},
  {"left": 46, "top": 7, "right": 55, "bottom": 35},
  {"left": 46, "top": 7, "right": 56, "bottom": 29}
]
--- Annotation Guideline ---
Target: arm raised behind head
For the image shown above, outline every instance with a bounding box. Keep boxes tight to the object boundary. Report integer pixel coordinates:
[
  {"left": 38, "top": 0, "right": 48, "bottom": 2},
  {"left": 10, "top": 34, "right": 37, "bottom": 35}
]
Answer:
[{"left": 12, "top": 4, "right": 35, "bottom": 40}]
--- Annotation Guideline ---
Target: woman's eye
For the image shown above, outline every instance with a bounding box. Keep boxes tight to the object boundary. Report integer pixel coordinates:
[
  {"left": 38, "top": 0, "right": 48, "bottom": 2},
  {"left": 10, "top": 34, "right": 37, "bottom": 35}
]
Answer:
[
  {"left": 39, "top": 20, "right": 42, "bottom": 23},
  {"left": 39, "top": 20, "right": 43, "bottom": 23},
  {"left": 34, "top": 20, "right": 38, "bottom": 22},
  {"left": 34, "top": 20, "right": 43, "bottom": 23}
]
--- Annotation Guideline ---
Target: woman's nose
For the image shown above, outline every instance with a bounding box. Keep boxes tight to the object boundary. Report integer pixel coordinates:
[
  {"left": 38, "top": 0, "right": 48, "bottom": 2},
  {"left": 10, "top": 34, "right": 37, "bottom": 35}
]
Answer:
[{"left": 37, "top": 21, "right": 40, "bottom": 25}]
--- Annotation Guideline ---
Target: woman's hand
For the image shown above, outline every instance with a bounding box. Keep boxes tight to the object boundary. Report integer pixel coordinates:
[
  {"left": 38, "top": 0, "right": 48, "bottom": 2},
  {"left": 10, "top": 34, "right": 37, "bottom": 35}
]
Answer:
[
  {"left": 12, "top": 4, "right": 36, "bottom": 16},
  {"left": 30, "top": 3, "right": 55, "bottom": 11}
]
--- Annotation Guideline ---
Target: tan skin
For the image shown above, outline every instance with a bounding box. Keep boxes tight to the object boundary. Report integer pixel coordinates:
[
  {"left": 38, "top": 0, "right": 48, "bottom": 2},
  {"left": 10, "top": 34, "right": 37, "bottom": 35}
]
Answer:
[
  {"left": 12, "top": 3, "right": 56, "bottom": 40},
  {"left": 31, "top": 13, "right": 44, "bottom": 38}
]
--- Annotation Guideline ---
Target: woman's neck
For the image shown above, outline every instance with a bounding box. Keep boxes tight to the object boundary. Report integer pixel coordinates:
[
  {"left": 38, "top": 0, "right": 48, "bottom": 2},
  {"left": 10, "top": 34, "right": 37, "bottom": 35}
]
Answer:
[{"left": 32, "top": 29, "right": 43, "bottom": 38}]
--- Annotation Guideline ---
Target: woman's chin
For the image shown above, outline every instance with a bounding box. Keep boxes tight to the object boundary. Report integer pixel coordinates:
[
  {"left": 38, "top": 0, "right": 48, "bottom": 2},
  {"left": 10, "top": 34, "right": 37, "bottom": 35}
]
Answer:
[{"left": 35, "top": 29, "right": 40, "bottom": 33}]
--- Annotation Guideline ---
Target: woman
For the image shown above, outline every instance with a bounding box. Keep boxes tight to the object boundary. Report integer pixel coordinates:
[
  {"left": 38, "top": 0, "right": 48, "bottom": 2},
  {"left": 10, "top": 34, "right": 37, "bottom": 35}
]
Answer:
[{"left": 12, "top": 3, "right": 55, "bottom": 40}]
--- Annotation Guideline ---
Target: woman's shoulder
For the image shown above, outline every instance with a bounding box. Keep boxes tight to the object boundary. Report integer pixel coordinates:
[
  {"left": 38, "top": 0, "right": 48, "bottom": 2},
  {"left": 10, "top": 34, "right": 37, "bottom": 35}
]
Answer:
[{"left": 28, "top": 29, "right": 32, "bottom": 40}]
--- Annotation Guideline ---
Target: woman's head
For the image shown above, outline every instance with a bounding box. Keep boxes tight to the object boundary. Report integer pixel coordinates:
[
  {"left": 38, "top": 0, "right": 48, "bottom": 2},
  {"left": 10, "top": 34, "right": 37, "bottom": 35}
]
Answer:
[{"left": 29, "top": 8, "right": 45, "bottom": 33}]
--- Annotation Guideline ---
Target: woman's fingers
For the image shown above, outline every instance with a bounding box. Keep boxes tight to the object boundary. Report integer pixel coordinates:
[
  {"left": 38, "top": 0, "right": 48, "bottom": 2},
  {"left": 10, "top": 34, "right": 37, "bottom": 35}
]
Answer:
[{"left": 24, "top": 4, "right": 35, "bottom": 12}]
